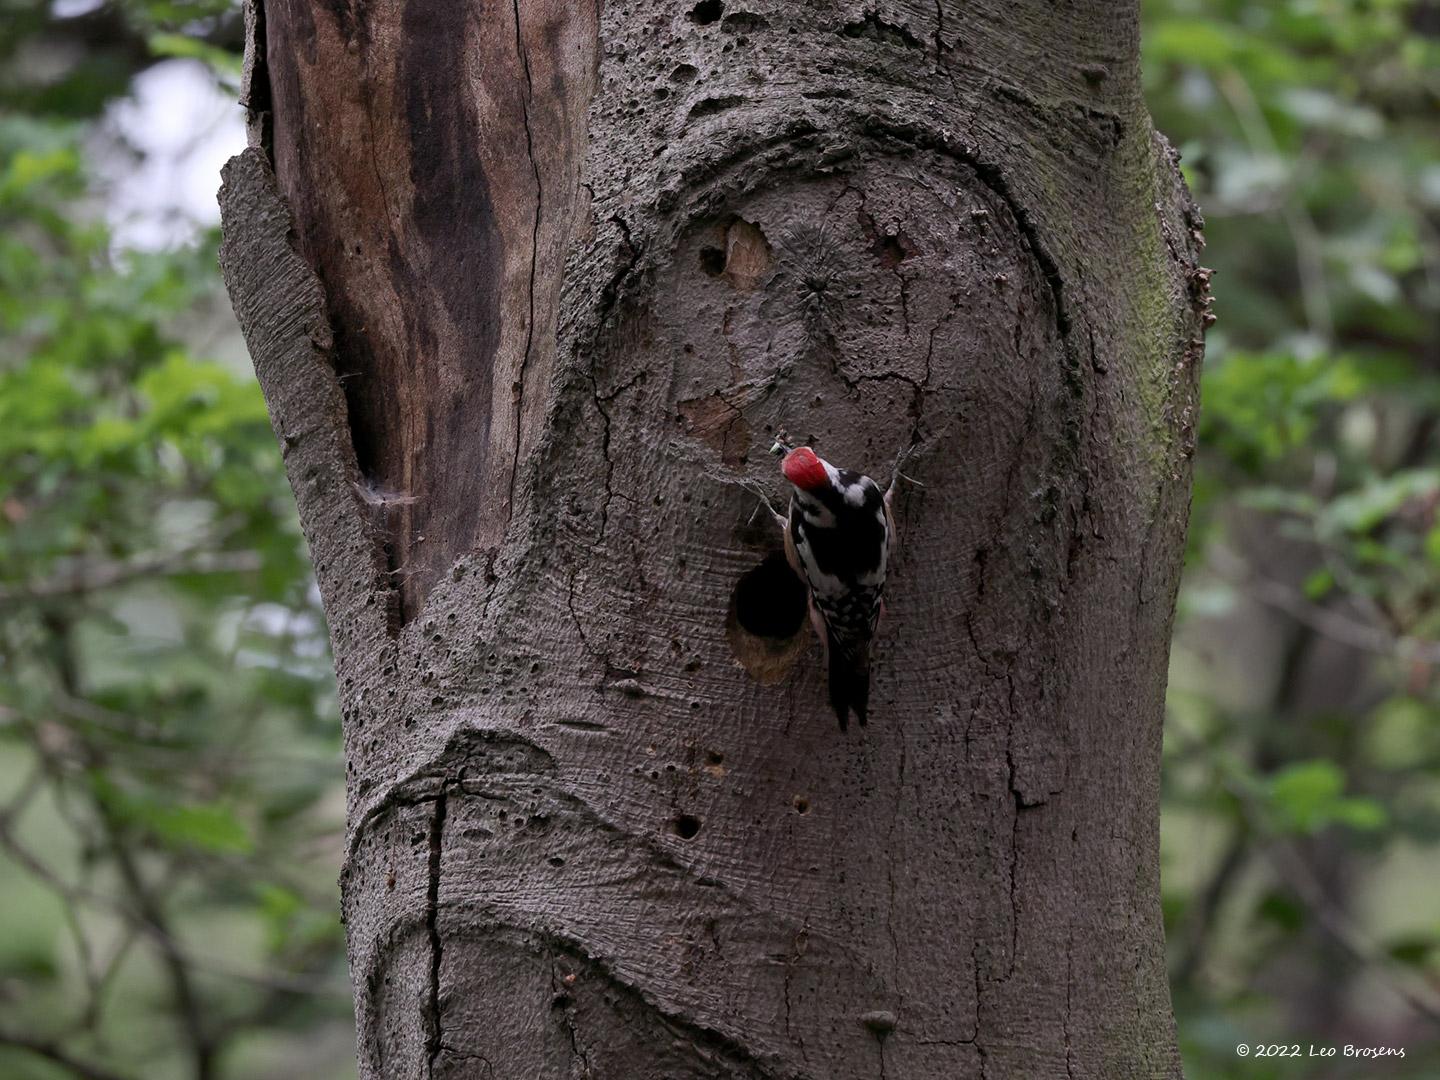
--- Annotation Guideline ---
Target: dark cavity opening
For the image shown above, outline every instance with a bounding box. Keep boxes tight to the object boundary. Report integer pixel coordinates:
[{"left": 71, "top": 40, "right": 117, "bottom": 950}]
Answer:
[
  {"left": 673, "top": 814, "right": 703, "bottom": 840},
  {"left": 699, "top": 246, "right": 726, "bottom": 276},
  {"left": 733, "top": 553, "right": 808, "bottom": 639},
  {"left": 689, "top": 0, "right": 723, "bottom": 24}
]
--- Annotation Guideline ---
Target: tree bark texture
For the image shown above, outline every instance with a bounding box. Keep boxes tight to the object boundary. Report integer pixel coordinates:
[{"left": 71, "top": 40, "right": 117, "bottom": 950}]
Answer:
[{"left": 219, "top": 1, "right": 1210, "bottom": 1077}]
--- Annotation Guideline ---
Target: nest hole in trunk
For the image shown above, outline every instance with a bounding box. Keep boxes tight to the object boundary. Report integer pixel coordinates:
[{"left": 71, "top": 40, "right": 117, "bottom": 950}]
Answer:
[{"left": 726, "top": 551, "right": 809, "bottom": 684}]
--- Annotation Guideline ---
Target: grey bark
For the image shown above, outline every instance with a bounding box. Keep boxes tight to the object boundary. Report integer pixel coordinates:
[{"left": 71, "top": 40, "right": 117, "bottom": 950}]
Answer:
[{"left": 219, "top": 1, "right": 1210, "bottom": 1077}]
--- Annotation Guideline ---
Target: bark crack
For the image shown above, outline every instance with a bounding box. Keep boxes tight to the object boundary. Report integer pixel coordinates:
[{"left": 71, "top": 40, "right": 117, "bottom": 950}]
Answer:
[
  {"left": 586, "top": 214, "right": 642, "bottom": 541},
  {"left": 932, "top": 0, "right": 956, "bottom": 91},
  {"left": 1007, "top": 786, "right": 1023, "bottom": 980},
  {"left": 909, "top": 291, "right": 960, "bottom": 447},
  {"left": 885, "top": 734, "right": 908, "bottom": 1000},
  {"left": 424, "top": 786, "right": 449, "bottom": 1079},
  {"left": 551, "top": 954, "right": 593, "bottom": 1076},
  {"left": 508, "top": 0, "right": 543, "bottom": 521},
  {"left": 1064, "top": 890, "right": 1076, "bottom": 1079},
  {"left": 782, "top": 921, "right": 809, "bottom": 1066},
  {"left": 566, "top": 569, "right": 604, "bottom": 663},
  {"left": 972, "top": 937, "right": 987, "bottom": 1079}
]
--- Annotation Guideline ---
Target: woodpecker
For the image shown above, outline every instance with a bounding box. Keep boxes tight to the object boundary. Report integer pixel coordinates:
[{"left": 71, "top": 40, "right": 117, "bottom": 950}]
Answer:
[{"left": 771, "top": 441, "right": 905, "bottom": 730}]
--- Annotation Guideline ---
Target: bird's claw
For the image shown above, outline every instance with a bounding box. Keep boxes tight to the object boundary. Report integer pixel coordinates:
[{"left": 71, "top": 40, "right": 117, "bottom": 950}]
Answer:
[{"left": 886, "top": 441, "right": 925, "bottom": 495}]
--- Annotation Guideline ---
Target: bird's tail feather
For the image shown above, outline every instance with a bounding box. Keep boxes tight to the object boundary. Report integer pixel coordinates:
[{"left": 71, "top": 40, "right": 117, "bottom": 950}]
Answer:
[{"left": 826, "top": 632, "right": 870, "bottom": 731}]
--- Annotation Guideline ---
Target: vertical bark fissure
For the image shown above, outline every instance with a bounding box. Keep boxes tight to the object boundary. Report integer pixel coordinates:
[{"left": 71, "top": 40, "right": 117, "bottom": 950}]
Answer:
[
  {"left": 1064, "top": 909, "right": 1075, "bottom": 1079},
  {"left": 584, "top": 216, "right": 642, "bottom": 543},
  {"left": 508, "top": 0, "right": 543, "bottom": 519},
  {"left": 885, "top": 733, "right": 907, "bottom": 995},
  {"left": 551, "top": 953, "right": 592, "bottom": 1075},
  {"left": 424, "top": 787, "right": 448, "bottom": 1078},
  {"left": 972, "top": 937, "right": 988, "bottom": 1078}
]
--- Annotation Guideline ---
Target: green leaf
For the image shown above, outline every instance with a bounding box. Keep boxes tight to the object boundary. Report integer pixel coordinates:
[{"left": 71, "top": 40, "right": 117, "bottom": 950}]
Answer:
[
  {"left": 145, "top": 33, "right": 243, "bottom": 78},
  {"left": 1386, "top": 934, "right": 1439, "bottom": 967},
  {"left": 1264, "top": 760, "right": 1387, "bottom": 834},
  {"left": 1322, "top": 471, "right": 1440, "bottom": 536},
  {"left": 92, "top": 776, "right": 253, "bottom": 855},
  {"left": 1302, "top": 567, "right": 1334, "bottom": 600},
  {"left": 1425, "top": 526, "right": 1440, "bottom": 568},
  {"left": 152, "top": 802, "right": 254, "bottom": 854},
  {"left": 1256, "top": 890, "right": 1306, "bottom": 932}
]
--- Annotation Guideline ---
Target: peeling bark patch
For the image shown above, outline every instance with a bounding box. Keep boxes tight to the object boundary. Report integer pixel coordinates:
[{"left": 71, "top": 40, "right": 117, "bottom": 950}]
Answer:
[
  {"left": 395, "top": 0, "right": 505, "bottom": 617},
  {"left": 697, "top": 217, "right": 773, "bottom": 290},
  {"left": 264, "top": 0, "right": 598, "bottom": 628},
  {"left": 676, "top": 386, "right": 752, "bottom": 466},
  {"left": 721, "top": 218, "right": 773, "bottom": 290}
]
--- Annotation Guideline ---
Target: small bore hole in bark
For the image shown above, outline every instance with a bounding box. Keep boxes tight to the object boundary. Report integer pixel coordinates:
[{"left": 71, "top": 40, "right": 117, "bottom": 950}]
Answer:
[
  {"left": 700, "top": 217, "right": 771, "bottom": 290},
  {"left": 673, "top": 814, "right": 702, "bottom": 840},
  {"left": 689, "top": 0, "right": 723, "bottom": 24},
  {"left": 734, "top": 553, "right": 807, "bottom": 638},
  {"left": 793, "top": 796, "right": 810, "bottom": 815},
  {"left": 861, "top": 1010, "right": 898, "bottom": 1038},
  {"left": 700, "top": 246, "right": 726, "bottom": 276}
]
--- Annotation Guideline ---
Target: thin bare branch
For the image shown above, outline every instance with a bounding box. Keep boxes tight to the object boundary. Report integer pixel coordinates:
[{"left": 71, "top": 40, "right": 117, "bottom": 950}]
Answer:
[
  {"left": 0, "top": 550, "right": 262, "bottom": 604},
  {"left": 0, "top": 1029, "right": 136, "bottom": 1080}
]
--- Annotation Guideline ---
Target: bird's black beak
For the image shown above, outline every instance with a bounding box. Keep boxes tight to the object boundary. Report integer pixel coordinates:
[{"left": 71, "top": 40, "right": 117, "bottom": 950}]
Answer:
[{"left": 769, "top": 430, "right": 792, "bottom": 457}]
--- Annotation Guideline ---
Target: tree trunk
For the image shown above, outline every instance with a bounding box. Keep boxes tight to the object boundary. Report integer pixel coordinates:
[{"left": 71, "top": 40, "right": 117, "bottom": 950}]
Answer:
[{"left": 219, "top": 1, "right": 1209, "bottom": 1077}]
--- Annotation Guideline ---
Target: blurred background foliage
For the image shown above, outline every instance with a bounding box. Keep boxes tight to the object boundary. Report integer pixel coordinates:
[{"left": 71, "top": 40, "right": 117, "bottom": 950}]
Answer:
[
  {"left": 0, "top": 3, "right": 352, "bottom": 1079},
  {"left": 1144, "top": 0, "right": 1440, "bottom": 1076},
  {"left": 0, "top": 0, "right": 1435, "bottom": 1077}
]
